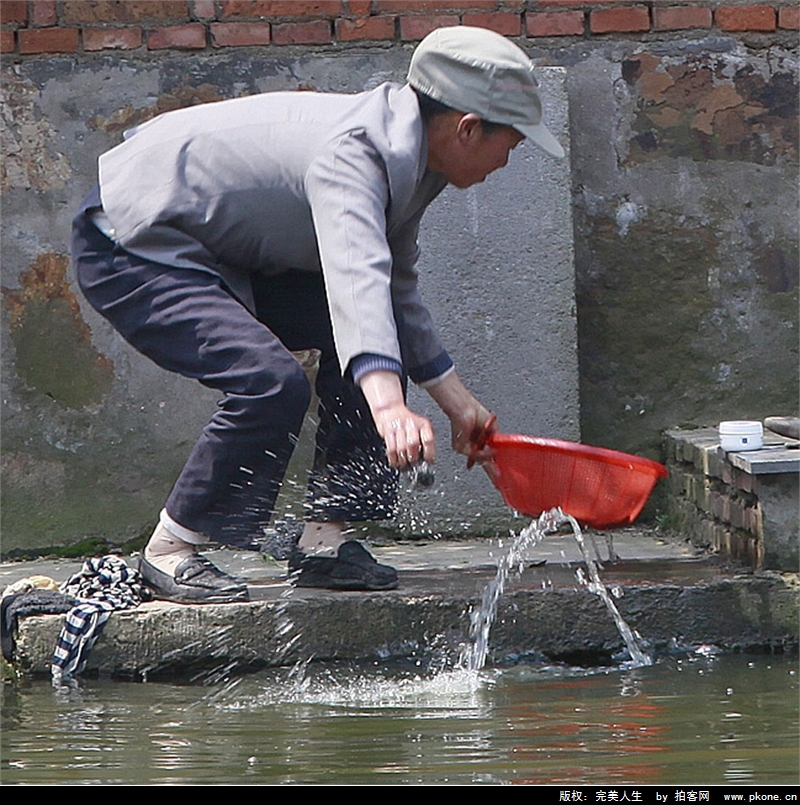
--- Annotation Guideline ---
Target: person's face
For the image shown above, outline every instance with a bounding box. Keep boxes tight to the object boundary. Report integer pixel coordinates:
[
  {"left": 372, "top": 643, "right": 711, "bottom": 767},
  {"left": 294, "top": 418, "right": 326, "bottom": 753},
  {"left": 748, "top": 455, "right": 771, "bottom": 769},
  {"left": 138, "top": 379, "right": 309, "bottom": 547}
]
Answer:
[{"left": 429, "top": 114, "right": 524, "bottom": 189}]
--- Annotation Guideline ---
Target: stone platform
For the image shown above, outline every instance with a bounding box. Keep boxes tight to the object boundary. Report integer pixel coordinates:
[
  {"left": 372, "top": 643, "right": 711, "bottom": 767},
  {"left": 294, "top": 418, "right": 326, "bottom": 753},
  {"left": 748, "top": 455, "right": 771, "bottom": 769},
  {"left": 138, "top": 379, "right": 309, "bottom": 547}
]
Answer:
[
  {"left": 663, "top": 428, "right": 800, "bottom": 571},
  {"left": 4, "top": 528, "right": 797, "bottom": 680}
]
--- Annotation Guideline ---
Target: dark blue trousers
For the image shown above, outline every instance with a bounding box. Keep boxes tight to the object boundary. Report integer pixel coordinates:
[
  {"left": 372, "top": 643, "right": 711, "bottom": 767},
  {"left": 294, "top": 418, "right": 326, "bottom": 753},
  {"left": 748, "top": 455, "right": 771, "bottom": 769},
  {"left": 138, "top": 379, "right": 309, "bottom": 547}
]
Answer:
[{"left": 72, "top": 191, "right": 398, "bottom": 546}]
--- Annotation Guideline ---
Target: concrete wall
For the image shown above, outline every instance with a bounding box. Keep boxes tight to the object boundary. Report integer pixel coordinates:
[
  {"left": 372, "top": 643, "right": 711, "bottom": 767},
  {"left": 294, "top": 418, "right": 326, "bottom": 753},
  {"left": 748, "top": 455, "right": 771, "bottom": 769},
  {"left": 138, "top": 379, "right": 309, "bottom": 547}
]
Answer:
[
  {"left": 565, "top": 39, "right": 799, "bottom": 461},
  {"left": 1, "top": 2, "right": 798, "bottom": 551},
  {"left": 0, "top": 43, "right": 574, "bottom": 550}
]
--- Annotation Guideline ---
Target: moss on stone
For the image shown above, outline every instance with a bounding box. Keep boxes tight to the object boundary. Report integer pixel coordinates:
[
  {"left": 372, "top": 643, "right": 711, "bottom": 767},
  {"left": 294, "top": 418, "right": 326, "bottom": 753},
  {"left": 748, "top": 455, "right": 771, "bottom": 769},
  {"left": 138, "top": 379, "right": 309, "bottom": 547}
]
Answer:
[
  {"left": 577, "top": 213, "right": 799, "bottom": 458},
  {"left": 11, "top": 297, "right": 114, "bottom": 409}
]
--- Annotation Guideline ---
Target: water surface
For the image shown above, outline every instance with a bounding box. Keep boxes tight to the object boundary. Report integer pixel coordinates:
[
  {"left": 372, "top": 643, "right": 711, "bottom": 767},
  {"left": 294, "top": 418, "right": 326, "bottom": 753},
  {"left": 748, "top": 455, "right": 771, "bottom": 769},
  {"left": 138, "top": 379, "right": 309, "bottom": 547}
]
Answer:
[{"left": 2, "top": 653, "right": 797, "bottom": 785}]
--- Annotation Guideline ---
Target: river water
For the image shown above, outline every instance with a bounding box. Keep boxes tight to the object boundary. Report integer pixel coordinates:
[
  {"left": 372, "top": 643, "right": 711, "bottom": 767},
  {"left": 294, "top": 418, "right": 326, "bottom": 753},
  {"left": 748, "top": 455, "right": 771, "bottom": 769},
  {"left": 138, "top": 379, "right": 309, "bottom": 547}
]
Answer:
[{"left": 2, "top": 652, "right": 797, "bottom": 785}]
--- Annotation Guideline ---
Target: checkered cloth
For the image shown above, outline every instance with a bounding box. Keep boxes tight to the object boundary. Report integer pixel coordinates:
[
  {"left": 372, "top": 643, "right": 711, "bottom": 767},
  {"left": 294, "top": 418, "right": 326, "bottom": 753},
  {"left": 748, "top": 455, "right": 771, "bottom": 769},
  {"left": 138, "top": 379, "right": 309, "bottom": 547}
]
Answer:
[{"left": 52, "top": 556, "right": 149, "bottom": 684}]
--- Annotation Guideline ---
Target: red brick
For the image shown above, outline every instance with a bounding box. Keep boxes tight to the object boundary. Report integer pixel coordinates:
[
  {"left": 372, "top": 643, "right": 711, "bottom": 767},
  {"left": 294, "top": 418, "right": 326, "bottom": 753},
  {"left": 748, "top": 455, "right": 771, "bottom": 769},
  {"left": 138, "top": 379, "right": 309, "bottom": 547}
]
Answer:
[
  {"left": 779, "top": 5, "right": 800, "bottom": 30},
  {"left": 716, "top": 5, "right": 776, "bottom": 32},
  {"left": 63, "top": 1, "right": 189, "bottom": 25},
  {"left": 272, "top": 19, "right": 331, "bottom": 43},
  {"left": 193, "top": 0, "right": 218, "bottom": 18},
  {"left": 538, "top": 0, "right": 616, "bottom": 6},
  {"left": 83, "top": 26, "right": 143, "bottom": 50},
  {"left": 346, "top": 0, "right": 372, "bottom": 14},
  {"left": 336, "top": 15, "right": 395, "bottom": 40},
  {"left": 399, "top": 14, "right": 458, "bottom": 40},
  {"left": 32, "top": 2, "right": 58, "bottom": 26},
  {"left": 18, "top": 27, "right": 80, "bottom": 53},
  {"left": 379, "top": 1, "right": 496, "bottom": 12},
  {"left": 210, "top": 21, "right": 271, "bottom": 45},
  {"left": 590, "top": 5, "right": 650, "bottom": 34},
  {"left": 0, "top": 1, "right": 28, "bottom": 24},
  {"left": 653, "top": 5, "right": 711, "bottom": 31},
  {"left": 219, "top": 0, "right": 268, "bottom": 15},
  {"left": 147, "top": 22, "right": 206, "bottom": 49},
  {"left": 462, "top": 12, "right": 521, "bottom": 36},
  {"left": 526, "top": 10, "right": 583, "bottom": 36},
  {"left": 220, "top": 1, "right": 341, "bottom": 17},
  {"left": 0, "top": 29, "right": 16, "bottom": 53}
]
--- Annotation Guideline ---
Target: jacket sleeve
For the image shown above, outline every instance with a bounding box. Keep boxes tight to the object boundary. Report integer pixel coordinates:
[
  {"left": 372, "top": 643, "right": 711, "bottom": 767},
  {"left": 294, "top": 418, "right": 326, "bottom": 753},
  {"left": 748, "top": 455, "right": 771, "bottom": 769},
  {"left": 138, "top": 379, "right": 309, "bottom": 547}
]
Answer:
[
  {"left": 305, "top": 130, "right": 449, "bottom": 381},
  {"left": 388, "top": 213, "right": 453, "bottom": 385},
  {"left": 305, "top": 130, "right": 398, "bottom": 377}
]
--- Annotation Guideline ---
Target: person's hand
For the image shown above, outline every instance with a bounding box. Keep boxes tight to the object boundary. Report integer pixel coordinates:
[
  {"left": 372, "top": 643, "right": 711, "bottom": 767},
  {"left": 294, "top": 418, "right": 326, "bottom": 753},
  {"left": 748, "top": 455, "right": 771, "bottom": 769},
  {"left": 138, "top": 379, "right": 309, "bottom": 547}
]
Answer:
[
  {"left": 464, "top": 410, "right": 499, "bottom": 468},
  {"left": 426, "top": 371, "right": 496, "bottom": 465},
  {"left": 359, "top": 370, "right": 435, "bottom": 470},
  {"left": 449, "top": 403, "right": 495, "bottom": 463},
  {"left": 372, "top": 405, "right": 435, "bottom": 469}
]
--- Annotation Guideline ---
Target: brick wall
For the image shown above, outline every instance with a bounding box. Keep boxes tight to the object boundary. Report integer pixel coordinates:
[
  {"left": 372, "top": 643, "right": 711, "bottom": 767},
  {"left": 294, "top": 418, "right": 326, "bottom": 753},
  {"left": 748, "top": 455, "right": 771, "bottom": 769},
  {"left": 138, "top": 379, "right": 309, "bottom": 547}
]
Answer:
[
  {"left": 1, "top": 1, "right": 797, "bottom": 55},
  {"left": 663, "top": 429, "right": 799, "bottom": 571}
]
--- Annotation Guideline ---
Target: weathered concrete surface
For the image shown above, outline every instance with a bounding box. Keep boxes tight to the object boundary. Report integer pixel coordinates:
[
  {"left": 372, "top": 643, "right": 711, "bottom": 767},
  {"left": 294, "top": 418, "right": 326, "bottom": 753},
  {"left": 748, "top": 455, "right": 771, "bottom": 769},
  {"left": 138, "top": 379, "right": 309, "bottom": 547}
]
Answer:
[
  {"left": 0, "top": 51, "right": 575, "bottom": 550},
  {"left": 7, "top": 531, "right": 797, "bottom": 678},
  {"left": 2, "top": 33, "right": 797, "bottom": 552},
  {"left": 563, "top": 39, "right": 799, "bottom": 466}
]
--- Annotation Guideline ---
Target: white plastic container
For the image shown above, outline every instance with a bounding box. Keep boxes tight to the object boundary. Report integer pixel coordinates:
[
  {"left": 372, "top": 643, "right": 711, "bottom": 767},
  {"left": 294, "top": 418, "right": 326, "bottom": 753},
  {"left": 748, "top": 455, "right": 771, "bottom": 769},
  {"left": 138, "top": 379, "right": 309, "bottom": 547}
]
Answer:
[{"left": 719, "top": 420, "right": 763, "bottom": 452}]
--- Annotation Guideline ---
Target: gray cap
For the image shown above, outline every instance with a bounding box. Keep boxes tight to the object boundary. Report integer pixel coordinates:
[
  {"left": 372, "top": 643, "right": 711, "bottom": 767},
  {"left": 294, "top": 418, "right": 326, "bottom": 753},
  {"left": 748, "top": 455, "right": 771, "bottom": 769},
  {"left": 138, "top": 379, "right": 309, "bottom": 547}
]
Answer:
[{"left": 407, "top": 26, "right": 565, "bottom": 159}]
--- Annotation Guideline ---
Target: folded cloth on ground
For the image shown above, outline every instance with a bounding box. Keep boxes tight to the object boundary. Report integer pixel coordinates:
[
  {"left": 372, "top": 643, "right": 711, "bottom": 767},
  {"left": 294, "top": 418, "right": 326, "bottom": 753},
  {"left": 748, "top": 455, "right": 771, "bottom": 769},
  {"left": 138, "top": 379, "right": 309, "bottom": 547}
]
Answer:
[
  {"left": 1, "top": 588, "right": 78, "bottom": 662},
  {"left": 52, "top": 555, "right": 150, "bottom": 684},
  {"left": 2, "top": 575, "right": 60, "bottom": 597}
]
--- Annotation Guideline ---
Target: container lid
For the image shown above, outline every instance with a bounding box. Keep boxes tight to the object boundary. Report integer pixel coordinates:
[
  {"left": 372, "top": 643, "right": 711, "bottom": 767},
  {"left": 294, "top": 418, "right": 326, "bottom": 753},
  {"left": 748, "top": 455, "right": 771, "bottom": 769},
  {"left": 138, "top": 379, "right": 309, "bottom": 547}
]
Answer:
[{"left": 719, "top": 420, "right": 763, "bottom": 434}]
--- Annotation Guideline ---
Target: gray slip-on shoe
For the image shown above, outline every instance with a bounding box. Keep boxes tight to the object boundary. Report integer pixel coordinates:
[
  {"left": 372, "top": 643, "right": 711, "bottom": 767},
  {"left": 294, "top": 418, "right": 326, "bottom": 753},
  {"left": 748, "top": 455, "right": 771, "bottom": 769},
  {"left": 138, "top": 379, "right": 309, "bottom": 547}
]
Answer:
[{"left": 139, "top": 553, "right": 249, "bottom": 604}]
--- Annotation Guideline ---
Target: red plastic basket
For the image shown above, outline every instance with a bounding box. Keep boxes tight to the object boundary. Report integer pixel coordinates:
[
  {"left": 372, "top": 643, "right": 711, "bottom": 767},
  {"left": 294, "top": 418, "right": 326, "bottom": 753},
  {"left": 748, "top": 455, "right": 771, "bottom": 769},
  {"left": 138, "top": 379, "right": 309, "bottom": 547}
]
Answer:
[{"left": 484, "top": 433, "right": 668, "bottom": 528}]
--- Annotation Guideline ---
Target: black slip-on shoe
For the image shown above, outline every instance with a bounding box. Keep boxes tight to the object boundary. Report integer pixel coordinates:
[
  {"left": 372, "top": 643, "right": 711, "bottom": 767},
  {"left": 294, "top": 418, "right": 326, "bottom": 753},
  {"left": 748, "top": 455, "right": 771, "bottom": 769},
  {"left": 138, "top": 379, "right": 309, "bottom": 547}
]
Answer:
[
  {"left": 288, "top": 540, "right": 399, "bottom": 591},
  {"left": 139, "top": 553, "right": 249, "bottom": 604}
]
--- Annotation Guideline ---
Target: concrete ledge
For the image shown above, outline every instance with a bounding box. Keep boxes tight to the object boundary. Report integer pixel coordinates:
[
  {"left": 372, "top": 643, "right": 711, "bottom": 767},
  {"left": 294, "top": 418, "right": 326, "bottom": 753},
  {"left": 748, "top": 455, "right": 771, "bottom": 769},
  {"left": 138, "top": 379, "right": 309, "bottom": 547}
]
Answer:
[
  {"left": 729, "top": 447, "right": 800, "bottom": 475},
  {"left": 12, "top": 560, "right": 798, "bottom": 678}
]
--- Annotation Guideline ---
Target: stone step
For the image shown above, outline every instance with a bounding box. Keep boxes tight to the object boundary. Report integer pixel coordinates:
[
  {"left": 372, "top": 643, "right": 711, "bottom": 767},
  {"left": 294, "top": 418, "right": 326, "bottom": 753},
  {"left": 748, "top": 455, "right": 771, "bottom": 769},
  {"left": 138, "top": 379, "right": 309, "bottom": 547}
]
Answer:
[{"left": 5, "top": 536, "right": 797, "bottom": 679}]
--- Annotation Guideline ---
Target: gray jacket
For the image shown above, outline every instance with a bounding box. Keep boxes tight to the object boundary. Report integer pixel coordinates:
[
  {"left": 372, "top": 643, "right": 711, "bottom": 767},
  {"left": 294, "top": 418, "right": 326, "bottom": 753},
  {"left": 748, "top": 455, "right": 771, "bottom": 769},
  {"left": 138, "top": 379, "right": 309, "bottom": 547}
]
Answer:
[{"left": 98, "top": 82, "right": 449, "bottom": 381}]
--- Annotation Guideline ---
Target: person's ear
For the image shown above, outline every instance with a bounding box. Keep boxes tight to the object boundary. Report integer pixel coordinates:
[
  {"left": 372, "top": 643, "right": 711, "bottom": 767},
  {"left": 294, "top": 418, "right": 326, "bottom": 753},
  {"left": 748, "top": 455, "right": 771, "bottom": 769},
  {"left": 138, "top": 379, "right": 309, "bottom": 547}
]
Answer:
[{"left": 455, "top": 113, "right": 483, "bottom": 145}]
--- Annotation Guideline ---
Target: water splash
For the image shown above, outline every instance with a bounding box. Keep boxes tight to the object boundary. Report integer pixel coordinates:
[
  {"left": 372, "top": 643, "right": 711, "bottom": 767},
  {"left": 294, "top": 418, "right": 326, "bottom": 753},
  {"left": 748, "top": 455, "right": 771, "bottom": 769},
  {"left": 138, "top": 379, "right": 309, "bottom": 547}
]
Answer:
[
  {"left": 462, "top": 507, "right": 651, "bottom": 672},
  {"left": 219, "top": 660, "right": 487, "bottom": 712},
  {"left": 564, "top": 511, "right": 651, "bottom": 668},
  {"left": 460, "top": 508, "right": 560, "bottom": 671}
]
